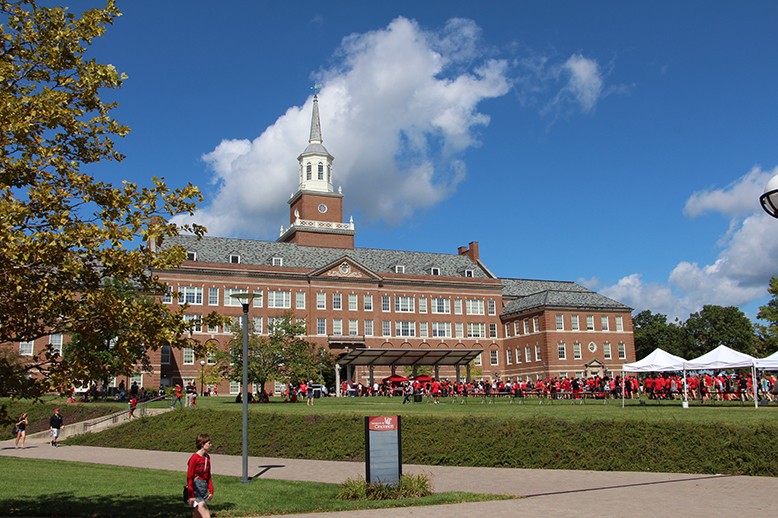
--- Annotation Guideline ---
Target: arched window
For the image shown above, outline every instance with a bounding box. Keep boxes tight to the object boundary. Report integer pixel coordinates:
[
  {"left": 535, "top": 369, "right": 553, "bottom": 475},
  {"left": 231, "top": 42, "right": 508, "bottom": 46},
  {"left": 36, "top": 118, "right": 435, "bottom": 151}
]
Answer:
[
  {"left": 318, "top": 162, "right": 324, "bottom": 180},
  {"left": 306, "top": 163, "right": 312, "bottom": 180},
  {"left": 327, "top": 165, "right": 332, "bottom": 183}
]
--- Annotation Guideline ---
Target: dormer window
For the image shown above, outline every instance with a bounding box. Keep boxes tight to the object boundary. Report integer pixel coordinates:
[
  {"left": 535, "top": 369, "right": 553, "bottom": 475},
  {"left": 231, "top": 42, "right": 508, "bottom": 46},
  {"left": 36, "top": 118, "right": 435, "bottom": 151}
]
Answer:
[
  {"left": 464, "top": 269, "right": 474, "bottom": 278},
  {"left": 395, "top": 265, "right": 405, "bottom": 274},
  {"left": 186, "top": 251, "right": 197, "bottom": 261},
  {"left": 430, "top": 267, "right": 441, "bottom": 276},
  {"left": 229, "top": 254, "right": 240, "bottom": 264},
  {"left": 272, "top": 257, "right": 283, "bottom": 267}
]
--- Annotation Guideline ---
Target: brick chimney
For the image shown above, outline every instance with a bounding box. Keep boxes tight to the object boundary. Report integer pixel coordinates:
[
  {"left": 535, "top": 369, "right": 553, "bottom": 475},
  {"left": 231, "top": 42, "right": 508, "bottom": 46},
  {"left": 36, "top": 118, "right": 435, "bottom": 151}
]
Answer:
[{"left": 458, "top": 241, "right": 480, "bottom": 262}]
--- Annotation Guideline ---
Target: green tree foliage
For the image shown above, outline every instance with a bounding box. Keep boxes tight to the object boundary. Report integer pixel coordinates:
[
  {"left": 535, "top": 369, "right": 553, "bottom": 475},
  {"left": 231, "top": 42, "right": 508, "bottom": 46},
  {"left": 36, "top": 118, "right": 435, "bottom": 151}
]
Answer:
[
  {"left": 0, "top": 1, "right": 210, "bottom": 404},
  {"left": 215, "top": 314, "right": 321, "bottom": 394},
  {"left": 683, "top": 305, "right": 756, "bottom": 357},
  {"left": 632, "top": 310, "right": 687, "bottom": 359},
  {"left": 756, "top": 276, "right": 778, "bottom": 354}
]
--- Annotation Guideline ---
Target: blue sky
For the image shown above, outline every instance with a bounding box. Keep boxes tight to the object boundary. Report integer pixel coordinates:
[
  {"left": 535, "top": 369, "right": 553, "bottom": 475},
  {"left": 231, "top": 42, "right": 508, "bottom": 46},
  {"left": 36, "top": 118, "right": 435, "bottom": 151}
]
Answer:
[{"left": 77, "top": 1, "right": 778, "bottom": 322}]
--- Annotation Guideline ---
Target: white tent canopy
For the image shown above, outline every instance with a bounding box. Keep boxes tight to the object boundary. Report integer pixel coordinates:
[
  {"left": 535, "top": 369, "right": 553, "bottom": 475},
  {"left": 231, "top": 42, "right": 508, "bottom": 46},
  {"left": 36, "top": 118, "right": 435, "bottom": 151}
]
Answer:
[
  {"left": 622, "top": 348, "right": 687, "bottom": 373},
  {"left": 683, "top": 344, "right": 756, "bottom": 370},
  {"left": 755, "top": 350, "right": 778, "bottom": 370}
]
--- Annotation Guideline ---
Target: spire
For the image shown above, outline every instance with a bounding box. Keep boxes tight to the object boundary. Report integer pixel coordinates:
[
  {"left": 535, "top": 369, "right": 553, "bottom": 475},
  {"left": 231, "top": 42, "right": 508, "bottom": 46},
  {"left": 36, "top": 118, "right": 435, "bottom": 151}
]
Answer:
[{"left": 309, "top": 94, "right": 322, "bottom": 144}]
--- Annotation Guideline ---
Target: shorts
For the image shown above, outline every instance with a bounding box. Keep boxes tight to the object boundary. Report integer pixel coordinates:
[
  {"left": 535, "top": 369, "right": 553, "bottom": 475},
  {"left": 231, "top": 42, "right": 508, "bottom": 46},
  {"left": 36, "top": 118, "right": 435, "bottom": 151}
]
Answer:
[
  {"left": 51, "top": 428, "right": 60, "bottom": 438},
  {"left": 193, "top": 478, "right": 210, "bottom": 504}
]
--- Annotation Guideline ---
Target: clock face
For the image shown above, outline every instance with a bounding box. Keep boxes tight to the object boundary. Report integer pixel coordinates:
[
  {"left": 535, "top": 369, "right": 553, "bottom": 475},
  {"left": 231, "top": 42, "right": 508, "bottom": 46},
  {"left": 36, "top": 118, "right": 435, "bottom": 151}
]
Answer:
[{"left": 318, "top": 203, "right": 328, "bottom": 213}]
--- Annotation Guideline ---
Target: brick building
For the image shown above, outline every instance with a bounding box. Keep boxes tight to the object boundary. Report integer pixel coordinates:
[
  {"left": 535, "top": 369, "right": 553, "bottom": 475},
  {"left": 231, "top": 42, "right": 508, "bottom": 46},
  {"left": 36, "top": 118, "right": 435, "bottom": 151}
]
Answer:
[{"left": 10, "top": 95, "right": 635, "bottom": 394}]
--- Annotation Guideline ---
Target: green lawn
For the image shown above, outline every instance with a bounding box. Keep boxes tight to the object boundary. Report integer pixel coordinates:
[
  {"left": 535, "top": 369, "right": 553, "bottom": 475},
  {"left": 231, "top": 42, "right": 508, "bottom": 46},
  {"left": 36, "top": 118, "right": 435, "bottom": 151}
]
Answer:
[{"left": 0, "top": 457, "right": 508, "bottom": 517}]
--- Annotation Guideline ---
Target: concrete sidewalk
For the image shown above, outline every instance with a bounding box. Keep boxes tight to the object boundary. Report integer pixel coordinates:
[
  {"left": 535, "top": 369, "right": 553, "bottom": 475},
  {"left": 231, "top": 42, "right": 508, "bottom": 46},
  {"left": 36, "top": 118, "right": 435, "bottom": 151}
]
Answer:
[{"left": 1, "top": 433, "right": 776, "bottom": 517}]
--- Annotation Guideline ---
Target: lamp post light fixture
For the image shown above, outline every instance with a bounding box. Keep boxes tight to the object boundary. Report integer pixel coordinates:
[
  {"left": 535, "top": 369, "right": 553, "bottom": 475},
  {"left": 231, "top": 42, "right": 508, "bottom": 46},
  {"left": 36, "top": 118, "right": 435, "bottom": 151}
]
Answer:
[
  {"left": 230, "top": 292, "right": 257, "bottom": 484},
  {"left": 199, "top": 360, "right": 206, "bottom": 397},
  {"left": 761, "top": 173, "right": 778, "bottom": 219}
]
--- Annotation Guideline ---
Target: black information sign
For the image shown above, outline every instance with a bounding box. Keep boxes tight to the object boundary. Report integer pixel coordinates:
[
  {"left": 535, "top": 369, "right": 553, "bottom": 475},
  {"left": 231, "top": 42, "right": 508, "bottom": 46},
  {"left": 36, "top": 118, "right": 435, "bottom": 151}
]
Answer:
[{"left": 364, "top": 415, "right": 402, "bottom": 485}]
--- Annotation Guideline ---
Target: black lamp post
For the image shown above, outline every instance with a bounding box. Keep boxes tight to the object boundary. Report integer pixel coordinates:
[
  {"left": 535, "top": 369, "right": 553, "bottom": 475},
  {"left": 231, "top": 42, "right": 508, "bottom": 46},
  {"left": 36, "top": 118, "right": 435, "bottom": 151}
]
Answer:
[{"left": 231, "top": 292, "right": 256, "bottom": 484}]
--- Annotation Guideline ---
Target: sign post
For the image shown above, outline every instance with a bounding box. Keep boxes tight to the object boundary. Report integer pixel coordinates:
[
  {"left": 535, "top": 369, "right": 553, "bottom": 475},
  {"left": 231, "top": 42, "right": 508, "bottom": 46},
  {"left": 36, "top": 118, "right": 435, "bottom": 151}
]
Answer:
[{"left": 365, "top": 415, "right": 402, "bottom": 485}]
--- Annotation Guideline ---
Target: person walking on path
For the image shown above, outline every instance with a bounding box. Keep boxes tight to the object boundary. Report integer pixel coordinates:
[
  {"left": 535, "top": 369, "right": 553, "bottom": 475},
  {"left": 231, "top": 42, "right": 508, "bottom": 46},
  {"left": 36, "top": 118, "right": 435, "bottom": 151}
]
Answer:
[
  {"left": 171, "top": 383, "right": 184, "bottom": 409},
  {"left": 186, "top": 433, "right": 214, "bottom": 518},
  {"left": 128, "top": 395, "right": 137, "bottom": 419},
  {"left": 49, "top": 408, "right": 63, "bottom": 447},
  {"left": 14, "top": 413, "right": 28, "bottom": 449}
]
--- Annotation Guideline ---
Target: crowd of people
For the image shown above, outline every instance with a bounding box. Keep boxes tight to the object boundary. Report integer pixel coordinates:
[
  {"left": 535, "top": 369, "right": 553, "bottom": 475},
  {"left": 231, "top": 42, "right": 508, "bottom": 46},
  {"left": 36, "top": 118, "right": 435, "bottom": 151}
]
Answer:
[{"left": 338, "top": 372, "right": 778, "bottom": 403}]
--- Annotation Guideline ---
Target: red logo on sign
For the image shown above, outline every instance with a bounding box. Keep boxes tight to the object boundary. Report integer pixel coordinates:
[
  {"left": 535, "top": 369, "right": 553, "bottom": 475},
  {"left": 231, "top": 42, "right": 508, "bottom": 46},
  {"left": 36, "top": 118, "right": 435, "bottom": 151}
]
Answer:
[{"left": 368, "top": 416, "right": 397, "bottom": 431}]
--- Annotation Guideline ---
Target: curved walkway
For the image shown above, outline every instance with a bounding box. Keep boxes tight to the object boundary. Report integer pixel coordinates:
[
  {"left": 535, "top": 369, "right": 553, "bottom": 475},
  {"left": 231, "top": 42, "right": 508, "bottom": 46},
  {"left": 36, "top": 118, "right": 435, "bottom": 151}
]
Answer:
[{"left": 1, "top": 434, "right": 775, "bottom": 517}]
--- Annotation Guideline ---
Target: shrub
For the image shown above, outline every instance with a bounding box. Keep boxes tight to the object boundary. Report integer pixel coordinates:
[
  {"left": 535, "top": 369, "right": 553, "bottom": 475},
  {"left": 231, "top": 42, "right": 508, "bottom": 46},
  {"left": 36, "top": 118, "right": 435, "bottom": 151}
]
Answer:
[{"left": 337, "top": 473, "right": 432, "bottom": 500}]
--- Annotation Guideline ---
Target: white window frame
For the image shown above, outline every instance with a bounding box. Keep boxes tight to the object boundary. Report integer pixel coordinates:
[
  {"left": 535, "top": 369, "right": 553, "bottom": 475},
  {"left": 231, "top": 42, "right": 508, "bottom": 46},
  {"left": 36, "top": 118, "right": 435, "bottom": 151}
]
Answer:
[
  {"left": 208, "top": 287, "right": 219, "bottom": 306},
  {"left": 268, "top": 290, "right": 292, "bottom": 309},
  {"left": 616, "top": 316, "right": 624, "bottom": 332},
  {"left": 332, "top": 293, "right": 342, "bottom": 310},
  {"left": 296, "top": 291, "right": 306, "bottom": 309},
  {"left": 381, "top": 295, "right": 391, "bottom": 312},
  {"left": 573, "top": 342, "right": 582, "bottom": 360},
  {"left": 535, "top": 344, "right": 542, "bottom": 362},
  {"left": 465, "top": 299, "right": 484, "bottom": 315},
  {"left": 316, "top": 318, "right": 326, "bottom": 336},
  {"left": 394, "top": 295, "right": 415, "bottom": 313},
  {"left": 618, "top": 342, "right": 626, "bottom": 359},
  {"left": 558, "top": 342, "right": 566, "bottom": 360},
  {"left": 488, "top": 300, "right": 496, "bottom": 315},
  {"left": 364, "top": 320, "right": 374, "bottom": 337},
  {"left": 332, "top": 319, "right": 342, "bottom": 336},
  {"left": 183, "top": 347, "right": 194, "bottom": 365},
  {"left": 604, "top": 342, "right": 612, "bottom": 360},
  {"left": 19, "top": 341, "right": 34, "bottom": 356},
  {"left": 363, "top": 294, "right": 373, "bottom": 311},
  {"left": 586, "top": 315, "right": 595, "bottom": 331},
  {"left": 317, "top": 292, "right": 326, "bottom": 310},
  {"left": 432, "top": 298, "right": 450, "bottom": 314},
  {"left": 349, "top": 319, "right": 358, "bottom": 336},
  {"left": 348, "top": 293, "right": 358, "bottom": 311},
  {"left": 454, "top": 299, "right": 463, "bottom": 315},
  {"left": 571, "top": 315, "right": 580, "bottom": 331},
  {"left": 490, "top": 350, "right": 499, "bottom": 366},
  {"left": 601, "top": 316, "right": 610, "bottom": 331},
  {"left": 556, "top": 314, "right": 564, "bottom": 331},
  {"left": 395, "top": 321, "right": 416, "bottom": 337},
  {"left": 178, "top": 286, "right": 203, "bottom": 305}
]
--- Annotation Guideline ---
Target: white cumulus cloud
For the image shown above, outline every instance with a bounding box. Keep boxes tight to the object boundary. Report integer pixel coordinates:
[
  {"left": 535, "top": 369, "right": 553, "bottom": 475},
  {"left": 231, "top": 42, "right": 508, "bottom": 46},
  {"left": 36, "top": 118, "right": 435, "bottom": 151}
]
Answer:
[{"left": 174, "top": 17, "right": 510, "bottom": 238}]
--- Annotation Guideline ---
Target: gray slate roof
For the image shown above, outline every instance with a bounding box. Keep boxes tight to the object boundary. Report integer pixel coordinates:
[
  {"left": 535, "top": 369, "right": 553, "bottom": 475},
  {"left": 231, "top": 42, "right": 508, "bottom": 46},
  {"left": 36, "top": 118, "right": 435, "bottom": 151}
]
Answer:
[
  {"left": 162, "top": 235, "right": 493, "bottom": 279},
  {"left": 501, "top": 278, "right": 631, "bottom": 315}
]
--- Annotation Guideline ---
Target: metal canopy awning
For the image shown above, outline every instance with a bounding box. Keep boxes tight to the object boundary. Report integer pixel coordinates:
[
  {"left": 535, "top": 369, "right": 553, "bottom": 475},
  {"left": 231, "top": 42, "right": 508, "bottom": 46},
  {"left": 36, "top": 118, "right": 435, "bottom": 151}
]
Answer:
[{"left": 336, "top": 348, "right": 482, "bottom": 367}]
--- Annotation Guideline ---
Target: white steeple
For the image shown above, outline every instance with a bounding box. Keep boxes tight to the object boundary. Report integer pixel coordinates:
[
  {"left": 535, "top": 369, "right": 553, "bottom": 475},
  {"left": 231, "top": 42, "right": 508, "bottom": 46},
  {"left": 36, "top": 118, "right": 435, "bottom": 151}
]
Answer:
[{"left": 297, "top": 94, "right": 334, "bottom": 193}]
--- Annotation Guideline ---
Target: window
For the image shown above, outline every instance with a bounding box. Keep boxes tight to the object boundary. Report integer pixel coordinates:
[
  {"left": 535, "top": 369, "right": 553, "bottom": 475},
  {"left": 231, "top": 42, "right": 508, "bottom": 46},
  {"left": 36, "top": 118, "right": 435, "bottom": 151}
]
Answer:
[
  {"left": 525, "top": 346, "right": 532, "bottom": 362},
  {"left": 465, "top": 299, "right": 484, "bottom": 315},
  {"left": 419, "top": 322, "right": 428, "bottom": 338},
  {"left": 19, "top": 341, "right": 33, "bottom": 356},
  {"left": 229, "top": 254, "right": 240, "bottom": 264},
  {"left": 332, "top": 293, "right": 342, "bottom": 310},
  {"left": 558, "top": 342, "right": 567, "bottom": 360},
  {"left": 206, "top": 322, "right": 219, "bottom": 334},
  {"left": 230, "top": 380, "right": 241, "bottom": 395},
  {"left": 252, "top": 289, "right": 263, "bottom": 307},
  {"left": 615, "top": 316, "right": 624, "bottom": 332},
  {"left": 395, "top": 265, "right": 405, "bottom": 274},
  {"left": 514, "top": 321, "right": 521, "bottom": 335},
  {"left": 268, "top": 290, "right": 291, "bottom": 308},
  {"left": 505, "top": 323, "right": 511, "bottom": 337},
  {"left": 474, "top": 353, "right": 482, "bottom": 366},
  {"left": 348, "top": 294, "right": 357, "bottom": 311},
  {"left": 601, "top": 316, "right": 610, "bottom": 331},
  {"left": 317, "top": 292, "right": 326, "bottom": 310},
  {"left": 306, "top": 162, "right": 312, "bottom": 180},
  {"left": 556, "top": 314, "right": 564, "bottom": 331},
  {"left": 272, "top": 257, "right": 283, "bottom": 267},
  {"left": 349, "top": 320, "right": 358, "bottom": 336},
  {"left": 253, "top": 317, "right": 263, "bottom": 334},
  {"left": 618, "top": 342, "right": 626, "bottom": 359},
  {"left": 454, "top": 299, "right": 463, "bottom": 315},
  {"left": 490, "top": 350, "right": 499, "bottom": 366},
  {"left": 186, "top": 251, "right": 196, "bottom": 261},
  {"left": 489, "top": 323, "right": 497, "bottom": 338},
  {"left": 488, "top": 300, "right": 496, "bottom": 315},
  {"left": 381, "top": 295, "right": 390, "bottom": 312},
  {"left": 418, "top": 297, "right": 428, "bottom": 313},
  {"left": 394, "top": 296, "right": 415, "bottom": 313},
  {"left": 161, "top": 346, "right": 171, "bottom": 364},
  {"left": 395, "top": 321, "right": 415, "bottom": 337},
  {"left": 317, "top": 162, "right": 324, "bottom": 180},
  {"left": 363, "top": 294, "right": 373, "bottom": 311},
  {"left": 178, "top": 286, "right": 203, "bottom": 305},
  {"left": 455, "top": 322, "right": 464, "bottom": 338},
  {"left": 316, "top": 318, "right": 326, "bottom": 336},
  {"left": 268, "top": 317, "right": 282, "bottom": 333},
  {"left": 430, "top": 267, "right": 441, "bottom": 276},
  {"left": 163, "top": 285, "right": 173, "bottom": 304},
  {"left": 382, "top": 321, "right": 391, "bottom": 337},
  {"left": 571, "top": 315, "right": 580, "bottom": 331},
  {"left": 208, "top": 287, "right": 219, "bottom": 306},
  {"left": 184, "top": 314, "right": 202, "bottom": 333},
  {"left": 183, "top": 347, "right": 194, "bottom": 365},
  {"left": 573, "top": 342, "right": 582, "bottom": 360},
  {"left": 296, "top": 291, "right": 306, "bottom": 309},
  {"left": 467, "top": 322, "right": 485, "bottom": 338},
  {"left": 532, "top": 317, "right": 540, "bottom": 333},
  {"left": 586, "top": 315, "right": 595, "bottom": 331},
  {"left": 523, "top": 319, "right": 529, "bottom": 334},
  {"left": 464, "top": 269, "right": 474, "bottom": 277},
  {"left": 506, "top": 350, "right": 513, "bottom": 365},
  {"left": 431, "top": 322, "right": 451, "bottom": 338},
  {"left": 515, "top": 347, "right": 522, "bottom": 363},
  {"left": 604, "top": 342, "right": 612, "bottom": 360},
  {"left": 332, "top": 319, "right": 342, "bottom": 336},
  {"left": 224, "top": 288, "right": 245, "bottom": 306},
  {"left": 364, "top": 320, "right": 374, "bottom": 336},
  {"left": 588, "top": 342, "right": 597, "bottom": 353},
  {"left": 535, "top": 344, "right": 542, "bottom": 362},
  {"left": 431, "top": 298, "right": 450, "bottom": 314}
]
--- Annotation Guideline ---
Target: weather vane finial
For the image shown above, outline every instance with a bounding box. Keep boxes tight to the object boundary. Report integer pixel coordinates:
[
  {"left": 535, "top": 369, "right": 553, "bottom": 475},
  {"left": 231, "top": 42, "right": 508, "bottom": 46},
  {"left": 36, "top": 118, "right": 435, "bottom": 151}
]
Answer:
[{"left": 311, "top": 83, "right": 322, "bottom": 95}]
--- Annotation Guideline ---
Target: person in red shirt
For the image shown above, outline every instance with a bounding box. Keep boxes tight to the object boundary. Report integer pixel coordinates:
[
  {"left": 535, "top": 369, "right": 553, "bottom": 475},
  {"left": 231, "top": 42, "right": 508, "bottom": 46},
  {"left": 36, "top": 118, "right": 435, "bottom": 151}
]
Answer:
[
  {"left": 171, "top": 383, "right": 184, "bottom": 409},
  {"left": 430, "top": 378, "right": 441, "bottom": 404},
  {"left": 187, "top": 433, "right": 214, "bottom": 518}
]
